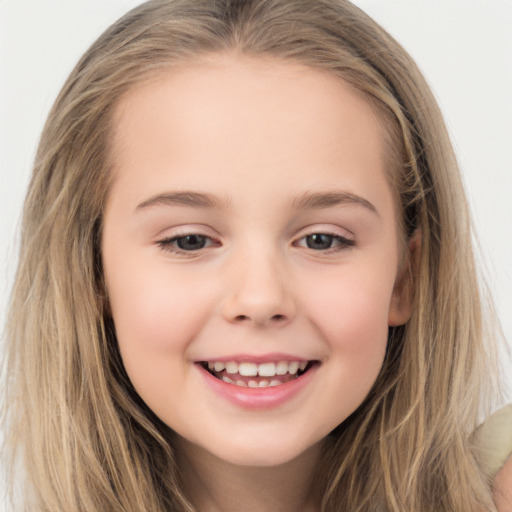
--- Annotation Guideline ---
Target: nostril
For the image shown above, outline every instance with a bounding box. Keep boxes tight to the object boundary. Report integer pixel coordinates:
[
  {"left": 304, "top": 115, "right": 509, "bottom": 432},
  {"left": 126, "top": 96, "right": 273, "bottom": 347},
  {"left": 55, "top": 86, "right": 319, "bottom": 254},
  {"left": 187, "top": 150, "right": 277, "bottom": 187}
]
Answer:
[{"left": 233, "top": 313, "right": 286, "bottom": 323}]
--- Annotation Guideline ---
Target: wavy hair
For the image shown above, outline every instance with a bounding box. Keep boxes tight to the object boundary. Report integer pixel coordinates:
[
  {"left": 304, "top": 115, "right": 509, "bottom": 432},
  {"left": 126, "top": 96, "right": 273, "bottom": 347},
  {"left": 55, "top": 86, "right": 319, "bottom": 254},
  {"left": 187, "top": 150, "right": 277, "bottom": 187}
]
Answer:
[{"left": 2, "top": 0, "right": 503, "bottom": 510}]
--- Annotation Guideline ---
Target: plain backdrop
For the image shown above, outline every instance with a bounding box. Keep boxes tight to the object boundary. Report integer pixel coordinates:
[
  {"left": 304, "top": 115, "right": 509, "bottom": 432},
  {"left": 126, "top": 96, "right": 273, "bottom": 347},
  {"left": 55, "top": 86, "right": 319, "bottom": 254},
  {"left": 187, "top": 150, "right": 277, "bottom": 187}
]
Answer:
[{"left": 1, "top": 0, "right": 511, "bottom": 503}]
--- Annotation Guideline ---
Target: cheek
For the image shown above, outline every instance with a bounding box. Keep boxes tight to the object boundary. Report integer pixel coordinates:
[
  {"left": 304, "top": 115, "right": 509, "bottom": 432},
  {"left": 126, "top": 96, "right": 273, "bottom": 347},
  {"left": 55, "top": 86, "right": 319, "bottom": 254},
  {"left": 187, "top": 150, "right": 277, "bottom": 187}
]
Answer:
[
  {"left": 300, "top": 262, "right": 394, "bottom": 406},
  {"left": 105, "top": 256, "right": 214, "bottom": 378},
  {"left": 105, "top": 262, "right": 216, "bottom": 418},
  {"left": 304, "top": 262, "right": 393, "bottom": 345}
]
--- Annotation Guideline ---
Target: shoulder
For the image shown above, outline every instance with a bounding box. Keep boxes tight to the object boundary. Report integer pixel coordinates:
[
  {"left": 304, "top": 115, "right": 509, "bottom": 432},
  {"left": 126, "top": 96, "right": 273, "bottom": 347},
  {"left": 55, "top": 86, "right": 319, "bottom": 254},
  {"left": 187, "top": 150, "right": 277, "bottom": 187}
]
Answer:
[
  {"left": 473, "top": 404, "right": 512, "bottom": 511},
  {"left": 494, "top": 454, "right": 512, "bottom": 512}
]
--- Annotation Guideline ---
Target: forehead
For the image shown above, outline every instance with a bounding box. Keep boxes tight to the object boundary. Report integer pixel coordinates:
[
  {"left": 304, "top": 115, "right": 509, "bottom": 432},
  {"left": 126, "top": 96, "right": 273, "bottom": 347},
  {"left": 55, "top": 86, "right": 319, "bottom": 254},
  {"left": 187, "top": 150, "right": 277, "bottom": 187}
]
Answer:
[{"left": 108, "top": 54, "right": 394, "bottom": 215}]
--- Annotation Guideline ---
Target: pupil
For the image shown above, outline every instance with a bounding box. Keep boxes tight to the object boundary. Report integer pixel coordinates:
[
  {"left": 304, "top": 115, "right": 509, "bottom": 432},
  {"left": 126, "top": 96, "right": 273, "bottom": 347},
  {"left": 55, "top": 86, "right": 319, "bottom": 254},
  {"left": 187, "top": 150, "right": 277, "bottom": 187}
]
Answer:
[
  {"left": 307, "top": 234, "right": 333, "bottom": 250},
  {"left": 177, "top": 235, "right": 206, "bottom": 251}
]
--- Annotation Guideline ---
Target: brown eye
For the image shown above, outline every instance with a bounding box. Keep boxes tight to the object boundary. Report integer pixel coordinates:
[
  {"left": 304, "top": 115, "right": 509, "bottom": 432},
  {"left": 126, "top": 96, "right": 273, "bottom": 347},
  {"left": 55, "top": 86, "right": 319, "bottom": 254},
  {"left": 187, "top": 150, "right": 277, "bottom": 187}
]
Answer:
[
  {"left": 157, "top": 233, "right": 217, "bottom": 254},
  {"left": 294, "top": 232, "right": 355, "bottom": 253},
  {"left": 306, "top": 234, "right": 335, "bottom": 250},
  {"left": 175, "top": 235, "right": 208, "bottom": 251}
]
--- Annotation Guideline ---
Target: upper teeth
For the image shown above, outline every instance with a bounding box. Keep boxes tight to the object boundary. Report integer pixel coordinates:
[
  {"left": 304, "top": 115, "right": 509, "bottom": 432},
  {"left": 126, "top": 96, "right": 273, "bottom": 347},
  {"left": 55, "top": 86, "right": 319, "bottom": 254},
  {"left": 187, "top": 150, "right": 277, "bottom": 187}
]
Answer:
[{"left": 207, "top": 360, "right": 308, "bottom": 377}]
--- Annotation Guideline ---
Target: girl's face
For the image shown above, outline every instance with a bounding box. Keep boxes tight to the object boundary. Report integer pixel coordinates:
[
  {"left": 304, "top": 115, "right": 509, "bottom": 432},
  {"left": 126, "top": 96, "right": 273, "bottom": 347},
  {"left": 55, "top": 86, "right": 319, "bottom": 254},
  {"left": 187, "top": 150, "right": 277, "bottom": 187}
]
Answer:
[{"left": 102, "top": 55, "right": 411, "bottom": 467}]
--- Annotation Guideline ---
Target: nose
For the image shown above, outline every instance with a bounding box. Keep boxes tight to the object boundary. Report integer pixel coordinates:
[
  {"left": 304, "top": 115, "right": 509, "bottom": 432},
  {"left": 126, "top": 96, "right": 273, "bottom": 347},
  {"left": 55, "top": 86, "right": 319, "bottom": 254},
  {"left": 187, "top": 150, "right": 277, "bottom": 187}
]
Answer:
[{"left": 220, "top": 249, "right": 297, "bottom": 328}]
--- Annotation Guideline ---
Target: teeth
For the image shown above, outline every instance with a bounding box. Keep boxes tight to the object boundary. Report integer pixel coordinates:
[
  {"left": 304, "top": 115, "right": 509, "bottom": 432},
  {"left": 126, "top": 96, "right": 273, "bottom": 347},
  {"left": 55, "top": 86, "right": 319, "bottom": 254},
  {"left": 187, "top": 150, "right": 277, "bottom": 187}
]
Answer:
[
  {"left": 257, "top": 362, "right": 276, "bottom": 377},
  {"left": 206, "top": 360, "right": 311, "bottom": 377},
  {"left": 220, "top": 375, "right": 306, "bottom": 388},
  {"left": 288, "top": 361, "right": 299, "bottom": 375},
  {"left": 225, "top": 361, "right": 238, "bottom": 374},
  {"left": 214, "top": 361, "right": 225, "bottom": 372},
  {"left": 239, "top": 362, "right": 258, "bottom": 377},
  {"left": 276, "top": 361, "right": 289, "bottom": 375}
]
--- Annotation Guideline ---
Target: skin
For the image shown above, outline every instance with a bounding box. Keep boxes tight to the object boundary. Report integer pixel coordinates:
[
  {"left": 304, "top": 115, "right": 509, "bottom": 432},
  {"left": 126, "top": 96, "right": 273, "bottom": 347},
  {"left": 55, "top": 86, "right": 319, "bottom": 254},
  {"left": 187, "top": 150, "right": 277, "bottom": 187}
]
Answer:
[
  {"left": 494, "top": 455, "right": 512, "bottom": 512},
  {"left": 102, "top": 54, "right": 414, "bottom": 511}
]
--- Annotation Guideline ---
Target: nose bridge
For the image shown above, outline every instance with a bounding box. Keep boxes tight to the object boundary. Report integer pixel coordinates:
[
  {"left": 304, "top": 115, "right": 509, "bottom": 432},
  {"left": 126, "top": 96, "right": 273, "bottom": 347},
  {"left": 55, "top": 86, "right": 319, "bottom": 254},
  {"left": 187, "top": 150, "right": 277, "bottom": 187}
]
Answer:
[{"left": 221, "top": 241, "right": 295, "bottom": 327}]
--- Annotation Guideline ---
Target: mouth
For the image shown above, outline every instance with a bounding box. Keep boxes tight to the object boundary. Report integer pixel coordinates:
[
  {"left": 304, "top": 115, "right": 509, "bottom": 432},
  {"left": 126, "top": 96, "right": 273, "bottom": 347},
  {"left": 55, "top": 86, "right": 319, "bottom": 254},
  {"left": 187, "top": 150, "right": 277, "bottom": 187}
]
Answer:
[{"left": 197, "top": 359, "right": 318, "bottom": 388}]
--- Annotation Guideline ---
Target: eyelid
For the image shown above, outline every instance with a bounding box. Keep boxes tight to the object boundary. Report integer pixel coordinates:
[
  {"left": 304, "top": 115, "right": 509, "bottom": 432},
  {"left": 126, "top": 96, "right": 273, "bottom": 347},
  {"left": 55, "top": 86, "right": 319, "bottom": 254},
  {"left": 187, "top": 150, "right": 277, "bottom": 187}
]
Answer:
[
  {"left": 152, "top": 222, "right": 218, "bottom": 239},
  {"left": 293, "top": 224, "right": 354, "bottom": 241},
  {"left": 155, "top": 227, "right": 222, "bottom": 256},
  {"left": 294, "top": 233, "right": 355, "bottom": 249},
  {"left": 153, "top": 224, "right": 355, "bottom": 257},
  {"left": 292, "top": 226, "right": 356, "bottom": 252}
]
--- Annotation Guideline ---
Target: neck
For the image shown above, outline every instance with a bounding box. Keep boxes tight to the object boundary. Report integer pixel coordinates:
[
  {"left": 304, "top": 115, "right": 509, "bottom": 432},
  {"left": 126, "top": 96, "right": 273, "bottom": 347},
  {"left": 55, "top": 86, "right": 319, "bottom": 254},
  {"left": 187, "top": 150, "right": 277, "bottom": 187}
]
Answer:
[{"left": 176, "top": 438, "right": 324, "bottom": 512}]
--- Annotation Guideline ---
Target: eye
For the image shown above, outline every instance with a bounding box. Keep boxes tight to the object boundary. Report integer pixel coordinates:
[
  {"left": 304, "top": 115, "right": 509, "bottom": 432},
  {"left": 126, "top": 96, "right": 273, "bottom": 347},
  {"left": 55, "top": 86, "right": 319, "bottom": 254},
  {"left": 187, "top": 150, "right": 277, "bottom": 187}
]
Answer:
[
  {"left": 305, "top": 233, "right": 335, "bottom": 250},
  {"left": 157, "top": 234, "right": 218, "bottom": 254},
  {"left": 174, "top": 234, "right": 208, "bottom": 251},
  {"left": 295, "top": 232, "right": 355, "bottom": 251}
]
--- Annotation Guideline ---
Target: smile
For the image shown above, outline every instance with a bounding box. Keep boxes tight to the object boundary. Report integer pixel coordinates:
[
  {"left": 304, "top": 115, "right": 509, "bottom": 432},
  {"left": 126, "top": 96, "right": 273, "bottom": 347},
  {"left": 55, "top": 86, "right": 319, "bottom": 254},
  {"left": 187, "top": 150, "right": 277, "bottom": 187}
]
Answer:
[{"left": 199, "top": 360, "right": 316, "bottom": 388}]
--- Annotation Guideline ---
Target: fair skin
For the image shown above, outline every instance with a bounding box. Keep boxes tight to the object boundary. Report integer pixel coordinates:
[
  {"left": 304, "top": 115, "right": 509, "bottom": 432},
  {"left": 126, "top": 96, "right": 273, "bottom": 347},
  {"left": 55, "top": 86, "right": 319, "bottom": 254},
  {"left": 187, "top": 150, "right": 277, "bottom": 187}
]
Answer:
[
  {"left": 102, "top": 54, "right": 414, "bottom": 511},
  {"left": 495, "top": 456, "right": 512, "bottom": 511}
]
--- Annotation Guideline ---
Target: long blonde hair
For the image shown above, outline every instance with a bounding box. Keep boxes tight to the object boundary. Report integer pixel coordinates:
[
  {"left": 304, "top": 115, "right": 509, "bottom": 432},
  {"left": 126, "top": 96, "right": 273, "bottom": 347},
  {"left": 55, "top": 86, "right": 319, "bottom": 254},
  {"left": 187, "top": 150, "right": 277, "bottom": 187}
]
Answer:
[{"left": 2, "top": 0, "right": 503, "bottom": 510}]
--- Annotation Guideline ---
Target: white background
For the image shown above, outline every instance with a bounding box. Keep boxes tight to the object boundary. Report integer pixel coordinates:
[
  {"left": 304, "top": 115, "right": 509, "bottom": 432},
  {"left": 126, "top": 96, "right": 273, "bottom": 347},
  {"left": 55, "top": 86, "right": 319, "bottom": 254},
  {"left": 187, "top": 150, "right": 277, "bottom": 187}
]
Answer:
[{"left": 1, "top": 0, "right": 511, "bottom": 504}]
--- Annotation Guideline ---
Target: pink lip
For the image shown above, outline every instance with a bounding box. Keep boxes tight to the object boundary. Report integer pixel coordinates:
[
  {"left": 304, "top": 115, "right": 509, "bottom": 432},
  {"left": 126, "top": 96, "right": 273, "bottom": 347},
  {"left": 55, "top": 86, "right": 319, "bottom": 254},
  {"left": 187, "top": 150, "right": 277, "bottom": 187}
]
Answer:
[
  {"left": 196, "top": 361, "right": 318, "bottom": 410},
  {"left": 195, "top": 352, "right": 310, "bottom": 364}
]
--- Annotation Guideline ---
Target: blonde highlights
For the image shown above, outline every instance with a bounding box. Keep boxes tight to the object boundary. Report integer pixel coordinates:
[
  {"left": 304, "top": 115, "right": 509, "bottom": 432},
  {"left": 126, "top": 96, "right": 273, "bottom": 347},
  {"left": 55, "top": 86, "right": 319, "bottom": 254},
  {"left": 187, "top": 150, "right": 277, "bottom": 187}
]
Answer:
[{"left": 2, "top": 1, "right": 501, "bottom": 510}]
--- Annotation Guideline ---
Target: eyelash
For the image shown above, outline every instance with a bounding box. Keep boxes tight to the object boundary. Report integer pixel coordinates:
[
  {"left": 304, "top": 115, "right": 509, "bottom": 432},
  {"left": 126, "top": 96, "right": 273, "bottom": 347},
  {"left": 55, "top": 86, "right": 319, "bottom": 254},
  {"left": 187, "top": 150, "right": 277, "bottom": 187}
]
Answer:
[
  {"left": 156, "top": 233, "right": 219, "bottom": 256},
  {"left": 293, "top": 232, "right": 355, "bottom": 253},
  {"left": 156, "top": 231, "right": 355, "bottom": 256}
]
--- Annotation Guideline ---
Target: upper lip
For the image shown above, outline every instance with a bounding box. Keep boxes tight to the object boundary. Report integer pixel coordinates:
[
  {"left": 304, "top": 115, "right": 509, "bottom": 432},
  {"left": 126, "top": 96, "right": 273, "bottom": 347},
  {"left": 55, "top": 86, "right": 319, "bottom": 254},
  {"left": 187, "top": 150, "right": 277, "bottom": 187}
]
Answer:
[{"left": 195, "top": 353, "right": 313, "bottom": 364}]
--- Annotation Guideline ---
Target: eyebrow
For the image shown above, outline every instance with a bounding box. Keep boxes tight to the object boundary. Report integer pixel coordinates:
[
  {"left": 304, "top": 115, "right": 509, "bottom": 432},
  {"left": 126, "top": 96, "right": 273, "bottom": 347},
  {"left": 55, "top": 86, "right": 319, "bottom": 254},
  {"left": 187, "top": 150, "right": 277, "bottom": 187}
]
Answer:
[
  {"left": 136, "top": 191, "right": 227, "bottom": 211},
  {"left": 292, "top": 191, "right": 379, "bottom": 216},
  {"left": 135, "top": 189, "right": 378, "bottom": 216}
]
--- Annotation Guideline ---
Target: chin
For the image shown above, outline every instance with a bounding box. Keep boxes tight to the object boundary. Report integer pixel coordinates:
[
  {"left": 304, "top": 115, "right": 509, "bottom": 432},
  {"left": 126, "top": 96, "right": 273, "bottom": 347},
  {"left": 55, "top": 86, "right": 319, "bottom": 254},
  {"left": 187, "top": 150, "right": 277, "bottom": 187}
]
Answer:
[{"left": 196, "top": 432, "right": 323, "bottom": 469}]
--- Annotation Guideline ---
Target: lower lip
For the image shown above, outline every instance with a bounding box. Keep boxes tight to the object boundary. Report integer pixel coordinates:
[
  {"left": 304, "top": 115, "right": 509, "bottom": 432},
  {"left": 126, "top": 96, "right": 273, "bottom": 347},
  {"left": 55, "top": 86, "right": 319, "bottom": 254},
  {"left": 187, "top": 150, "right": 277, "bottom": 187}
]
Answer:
[{"left": 197, "top": 364, "right": 318, "bottom": 410}]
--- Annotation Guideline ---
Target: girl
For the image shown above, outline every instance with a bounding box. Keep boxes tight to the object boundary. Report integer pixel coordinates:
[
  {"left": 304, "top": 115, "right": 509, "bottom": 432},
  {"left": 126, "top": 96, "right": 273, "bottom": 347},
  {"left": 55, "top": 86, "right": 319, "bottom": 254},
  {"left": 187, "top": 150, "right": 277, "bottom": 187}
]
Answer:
[{"left": 2, "top": 1, "right": 511, "bottom": 510}]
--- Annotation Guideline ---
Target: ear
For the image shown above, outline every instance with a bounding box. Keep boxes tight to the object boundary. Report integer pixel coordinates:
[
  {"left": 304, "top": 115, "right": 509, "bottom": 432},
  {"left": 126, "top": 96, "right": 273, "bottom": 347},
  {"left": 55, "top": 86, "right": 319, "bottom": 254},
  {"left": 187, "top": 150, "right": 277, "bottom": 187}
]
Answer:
[{"left": 388, "top": 229, "right": 421, "bottom": 327}]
